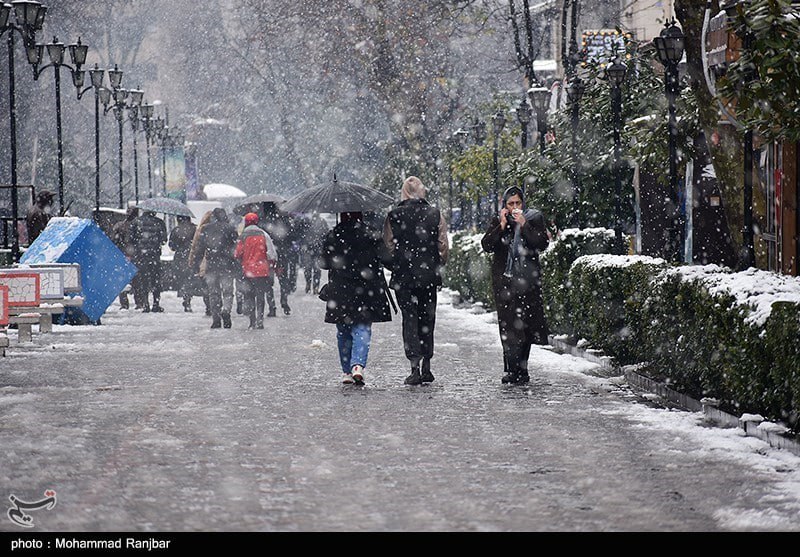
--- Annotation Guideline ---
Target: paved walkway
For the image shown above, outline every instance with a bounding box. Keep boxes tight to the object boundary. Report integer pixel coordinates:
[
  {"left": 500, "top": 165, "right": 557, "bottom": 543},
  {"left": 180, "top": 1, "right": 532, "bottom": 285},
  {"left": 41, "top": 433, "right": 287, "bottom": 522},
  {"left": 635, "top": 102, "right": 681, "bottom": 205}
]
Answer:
[{"left": 2, "top": 282, "right": 800, "bottom": 531}]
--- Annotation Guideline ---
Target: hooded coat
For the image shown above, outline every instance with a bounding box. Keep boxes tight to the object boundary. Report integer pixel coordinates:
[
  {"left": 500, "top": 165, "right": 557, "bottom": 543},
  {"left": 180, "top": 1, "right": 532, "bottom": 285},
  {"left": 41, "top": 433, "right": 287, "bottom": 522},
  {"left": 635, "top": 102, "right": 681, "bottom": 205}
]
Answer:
[
  {"left": 318, "top": 218, "right": 392, "bottom": 325},
  {"left": 481, "top": 201, "right": 550, "bottom": 347}
]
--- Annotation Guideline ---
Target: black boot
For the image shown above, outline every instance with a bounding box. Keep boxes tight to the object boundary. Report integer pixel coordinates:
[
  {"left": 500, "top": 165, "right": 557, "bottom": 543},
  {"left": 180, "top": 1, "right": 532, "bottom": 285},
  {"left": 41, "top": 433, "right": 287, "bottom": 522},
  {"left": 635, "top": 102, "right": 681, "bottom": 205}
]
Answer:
[
  {"left": 501, "top": 371, "right": 519, "bottom": 384},
  {"left": 267, "top": 307, "right": 277, "bottom": 318},
  {"left": 248, "top": 312, "right": 256, "bottom": 329},
  {"left": 221, "top": 310, "right": 232, "bottom": 329},
  {"left": 421, "top": 358, "right": 434, "bottom": 383},
  {"left": 211, "top": 315, "right": 222, "bottom": 329},
  {"left": 404, "top": 366, "right": 422, "bottom": 386}
]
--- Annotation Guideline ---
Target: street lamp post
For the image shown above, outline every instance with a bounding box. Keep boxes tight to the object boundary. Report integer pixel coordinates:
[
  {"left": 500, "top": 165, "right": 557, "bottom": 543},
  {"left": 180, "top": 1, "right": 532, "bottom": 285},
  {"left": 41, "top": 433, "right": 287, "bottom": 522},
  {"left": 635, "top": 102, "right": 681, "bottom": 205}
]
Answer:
[
  {"left": 566, "top": 76, "right": 585, "bottom": 227},
  {"left": 654, "top": 19, "right": 686, "bottom": 262},
  {"left": 75, "top": 63, "right": 108, "bottom": 213},
  {"left": 527, "top": 84, "right": 550, "bottom": 155},
  {"left": 126, "top": 88, "right": 144, "bottom": 204},
  {"left": 471, "top": 117, "right": 486, "bottom": 229},
  {"left": 0, "top": 0, "right": 46, "bottom": 262},
  {"left": 140, "top": 103, "right": 154, "bottom": 198},
  {"left": 453, "top": 127, "right": 469, "bottom": 231},
  {"left": 607, "top": 58, "right": 627, "bottom": 254},
  {"left": 28, "top": 35, "right": 89, "bottom": 214},
  {"left": 515, "top": 97, "right": 532, "bottom": 200},
  {"left": 491, "top": 110, "right": 506, "bottom": 214}
]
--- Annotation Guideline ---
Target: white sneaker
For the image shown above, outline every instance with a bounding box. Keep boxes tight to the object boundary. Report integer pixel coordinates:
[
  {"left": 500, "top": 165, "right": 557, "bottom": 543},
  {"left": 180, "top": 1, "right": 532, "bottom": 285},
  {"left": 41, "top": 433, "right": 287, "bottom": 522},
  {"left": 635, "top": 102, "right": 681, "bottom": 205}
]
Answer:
[
  {"left": 351, "top": 365, "right": 364, "bottom": 384},
  {"left": 342, "top": 373, "right": 354, "bottom": 384}
]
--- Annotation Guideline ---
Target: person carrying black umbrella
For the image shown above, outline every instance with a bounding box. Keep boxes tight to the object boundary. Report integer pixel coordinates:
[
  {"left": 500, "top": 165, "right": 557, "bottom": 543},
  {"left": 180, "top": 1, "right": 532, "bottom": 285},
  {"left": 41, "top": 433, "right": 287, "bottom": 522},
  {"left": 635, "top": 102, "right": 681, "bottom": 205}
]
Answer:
[
  {"left": 318, "top": 211, "right": 392, "bottom": 385},
  {"left": 383, "top": 176, "right": 449, "bottom": 386}
]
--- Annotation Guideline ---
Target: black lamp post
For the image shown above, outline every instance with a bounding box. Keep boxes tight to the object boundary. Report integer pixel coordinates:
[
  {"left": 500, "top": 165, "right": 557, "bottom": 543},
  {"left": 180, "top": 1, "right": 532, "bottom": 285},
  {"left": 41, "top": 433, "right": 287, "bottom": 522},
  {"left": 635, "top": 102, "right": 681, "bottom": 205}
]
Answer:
[
  {"left": 607, "top": 58, "right": 627, "bottom": 253},
  {"left": 515, "top": 97, "right": 532, "bottom": 200},
  {"left": 654, "top": 19, "right": 686, "bottom": 262},
  {"left": 516, "top": 96, "right": 531, "bottom": 151},
  {"left": 452, "top": 127, "right": 469, "bottom": 231},
  {"left": 126, "top": 88, "right": 144, "bottom": 204},
  {"left": 0, "top": 0, "right": 46, "bottom": 261},
  {"left": 28, "top": 35, "right": 88, "bottom": 215},
  {"left": 491, "top": 110, "right": 506, "bottom": 214},
  {"left": 471, "top": 117, "right": 486, "bottom": 229},
  {"left": 140, "top": 103, "right": 154, "bottom": 198},
  {"left": 566, "top": 76, "right": 585, "bottom": 227},
  {"left": 76, "top": 63, "right": 108, "bottom": 213},
  {"left": 99, "top": 66, "right": 143, "bottom": 209},
  {"left": 527, "top": 84, "right": 550, "bottom": 155}
]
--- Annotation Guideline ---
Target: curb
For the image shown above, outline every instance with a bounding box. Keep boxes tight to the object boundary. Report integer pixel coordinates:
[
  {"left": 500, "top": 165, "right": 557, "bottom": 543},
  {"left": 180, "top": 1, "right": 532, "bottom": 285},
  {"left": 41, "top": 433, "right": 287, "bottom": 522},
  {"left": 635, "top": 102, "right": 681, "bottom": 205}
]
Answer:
[{"left": 548, "top": 335, "right": 800, "bottom": 457}]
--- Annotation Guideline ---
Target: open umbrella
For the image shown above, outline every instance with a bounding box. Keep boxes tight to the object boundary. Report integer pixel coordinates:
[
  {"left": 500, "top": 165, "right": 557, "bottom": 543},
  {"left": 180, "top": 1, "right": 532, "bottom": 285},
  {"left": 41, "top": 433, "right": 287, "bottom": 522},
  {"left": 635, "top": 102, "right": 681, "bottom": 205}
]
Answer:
[
  {"left": 281, "top": 177, "right": 394, "bottom": 214},
  {"left": 233, "top": 192, "right": 287, "bottom": 216},
  {"left": 137, "top": 197, "right": 194, "bottom": 217}
]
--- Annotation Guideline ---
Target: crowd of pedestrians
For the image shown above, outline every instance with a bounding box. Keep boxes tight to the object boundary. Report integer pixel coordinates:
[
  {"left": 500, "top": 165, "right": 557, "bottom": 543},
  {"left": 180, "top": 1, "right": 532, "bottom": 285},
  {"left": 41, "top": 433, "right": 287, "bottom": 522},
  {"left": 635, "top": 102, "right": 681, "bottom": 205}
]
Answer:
[{"left": 107, "top": 177, "right": 549, "bottom": 387}]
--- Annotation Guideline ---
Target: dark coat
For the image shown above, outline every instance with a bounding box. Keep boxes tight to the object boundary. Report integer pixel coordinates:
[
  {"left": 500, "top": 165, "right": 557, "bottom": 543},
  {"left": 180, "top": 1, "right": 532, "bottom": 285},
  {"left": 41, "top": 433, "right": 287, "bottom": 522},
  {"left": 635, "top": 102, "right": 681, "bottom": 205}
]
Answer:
[
  {"left": 481, "top": 208, "right": 549, "bottom": 346},
  {"left": 129, "top": 212, "right": 167, "bottom": 262},
  {"left": 318, "top": 219, "right": 392, "bottom": 325},
  {"left": 25, "top": 205, "right": 51, "bottom": 244},
  {"left": 168, "top": 220, "right": 197, "bottom": 265},
  {"left": 384, "top": 198, "right": 444, "bottom": 290},
  {"left": 195, "top": 211, "right": 240, "bottom": 275}
]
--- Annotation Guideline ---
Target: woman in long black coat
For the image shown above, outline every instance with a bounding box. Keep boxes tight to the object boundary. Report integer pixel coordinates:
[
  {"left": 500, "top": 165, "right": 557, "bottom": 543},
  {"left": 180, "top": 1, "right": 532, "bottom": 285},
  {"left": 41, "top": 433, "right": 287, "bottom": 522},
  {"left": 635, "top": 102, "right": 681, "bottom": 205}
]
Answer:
[
  {"left": 318, "top": 212, "right": 392, "bottom": 385},
  {"left": 481, "top": 186, "right": 550, "bottom": 384}
]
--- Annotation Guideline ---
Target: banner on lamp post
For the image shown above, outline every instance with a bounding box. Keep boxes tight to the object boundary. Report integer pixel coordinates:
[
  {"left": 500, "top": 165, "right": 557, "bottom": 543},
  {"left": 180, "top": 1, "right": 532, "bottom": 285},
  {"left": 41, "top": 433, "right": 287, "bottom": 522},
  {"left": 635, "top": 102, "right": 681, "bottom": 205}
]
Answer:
[
  {"left": 184, "top": 145, "right": 201, "bottom": 201},
  {"left": 165, "top": 145, "right": 187, "bottom": 202}
]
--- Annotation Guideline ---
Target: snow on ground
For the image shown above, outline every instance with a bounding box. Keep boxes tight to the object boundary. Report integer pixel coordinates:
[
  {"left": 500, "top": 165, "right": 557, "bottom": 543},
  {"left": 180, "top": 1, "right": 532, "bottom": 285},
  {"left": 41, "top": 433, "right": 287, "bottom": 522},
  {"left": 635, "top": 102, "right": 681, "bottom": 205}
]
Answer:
[{"left": 437, "top": 287, "right": 800, "bottom": 531}]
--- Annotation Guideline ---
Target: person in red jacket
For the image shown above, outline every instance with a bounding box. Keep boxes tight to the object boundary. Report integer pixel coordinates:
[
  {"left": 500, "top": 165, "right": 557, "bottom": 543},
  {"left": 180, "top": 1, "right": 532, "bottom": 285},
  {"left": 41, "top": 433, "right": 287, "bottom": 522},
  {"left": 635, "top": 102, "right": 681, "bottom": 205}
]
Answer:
[{"left": 235, "top": 212, "right": 277, "bottom": 329}]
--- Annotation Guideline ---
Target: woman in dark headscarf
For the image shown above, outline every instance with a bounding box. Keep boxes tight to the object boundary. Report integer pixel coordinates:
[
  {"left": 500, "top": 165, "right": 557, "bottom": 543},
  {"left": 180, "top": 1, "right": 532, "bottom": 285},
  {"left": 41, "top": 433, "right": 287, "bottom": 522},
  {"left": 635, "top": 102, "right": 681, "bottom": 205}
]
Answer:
[{"left": 481, "top": 186, "right": 550, "bottom": 384}]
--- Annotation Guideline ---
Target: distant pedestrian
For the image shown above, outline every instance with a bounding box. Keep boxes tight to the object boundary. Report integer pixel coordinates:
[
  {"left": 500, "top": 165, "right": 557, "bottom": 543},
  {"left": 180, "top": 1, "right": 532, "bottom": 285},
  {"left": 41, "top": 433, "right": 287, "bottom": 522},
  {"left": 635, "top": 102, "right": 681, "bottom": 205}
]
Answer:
[
  {"left": 188, "top": 210, "right": 213, "bottom": 316},
  {"left": 480, "top": 185, "right": 549, "bottom": 385},
  {"left": 260, "top": 202, "right": 297, "bottom": 316},
  {"left": 129, "top": 208, "right": 168, "bottom": 313},
  {"left": 383, "top": 176, "right": 449, "bottom": 386},
  {"left": 169, "top": 214, "right": 197, "bottom": 312},
  {"left": 301, "top": 213, "right": 329, "bottom": 295},
  {"left": 235, "top": 212, "right": 277, "bottom": 329},
  {"left": 319, "top": 211, "right": 392, "bottom": 385},
  {"left": 193, "top": 207, "right": 239, "bottom": 329},
  {"left": 112, "top": 206, "right": 140, "bottom": 310},
  {"left": 25, "top": 190, "right": 54, "bottom": 244}
]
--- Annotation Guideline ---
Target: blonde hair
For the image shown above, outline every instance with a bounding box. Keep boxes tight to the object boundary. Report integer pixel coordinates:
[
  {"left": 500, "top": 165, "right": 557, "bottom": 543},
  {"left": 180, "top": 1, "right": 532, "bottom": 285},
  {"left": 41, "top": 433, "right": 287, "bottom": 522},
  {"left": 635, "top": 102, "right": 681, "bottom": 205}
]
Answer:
[{"left": 401, "top": 176, "right": 426, "bottom": 200}]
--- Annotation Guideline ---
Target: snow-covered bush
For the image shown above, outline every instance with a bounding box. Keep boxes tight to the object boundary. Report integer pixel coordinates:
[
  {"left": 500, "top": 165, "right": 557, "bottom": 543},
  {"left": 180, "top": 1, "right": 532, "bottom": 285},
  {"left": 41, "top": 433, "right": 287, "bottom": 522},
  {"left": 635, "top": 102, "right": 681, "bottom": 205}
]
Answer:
[
  {"left": 442, "top": 230, "right": 494, "bottom": 308},
  {"left": 539, "top": 227, "right": 620, "bottom": 336},
  {"left": 641, "top": 266, "right": 800, "bottom": 427},
  {"left": 567, "top": 254, "right": 668, "bottom": 365}
]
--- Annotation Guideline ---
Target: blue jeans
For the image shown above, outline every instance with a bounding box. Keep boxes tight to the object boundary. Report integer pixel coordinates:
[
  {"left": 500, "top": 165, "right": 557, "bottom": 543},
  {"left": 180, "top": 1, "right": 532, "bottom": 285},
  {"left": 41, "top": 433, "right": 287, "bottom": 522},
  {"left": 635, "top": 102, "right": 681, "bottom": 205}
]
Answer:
[{"left": 336, "top": 323, "right": 372, "bottom": 374}]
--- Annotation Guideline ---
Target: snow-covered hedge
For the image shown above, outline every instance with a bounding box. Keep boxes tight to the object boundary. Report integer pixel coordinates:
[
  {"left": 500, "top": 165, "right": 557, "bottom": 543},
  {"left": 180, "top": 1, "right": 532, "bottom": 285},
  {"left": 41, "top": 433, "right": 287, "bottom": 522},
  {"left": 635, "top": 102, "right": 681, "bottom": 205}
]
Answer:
[
  {"left": 567, "top": 254, "right": 668, "bottom": 364},
  {"left": 443, "top": 231, "right": 494, "bottom": 308},
  {"left": 539, "top": 228, "right": 621, "bottom": 335},
  {"left": 446, "top": 227, "right": 800, "bottom": 429},
  {"left": 637, "top": 265, "right": 800, "bottom": 427}
]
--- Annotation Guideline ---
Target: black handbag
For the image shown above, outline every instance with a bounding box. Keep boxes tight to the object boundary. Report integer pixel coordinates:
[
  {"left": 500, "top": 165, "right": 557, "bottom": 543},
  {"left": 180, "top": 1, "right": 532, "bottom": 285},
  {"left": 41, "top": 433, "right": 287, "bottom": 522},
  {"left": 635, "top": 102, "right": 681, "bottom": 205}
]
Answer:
[{"left": 318, "top": 283, "right": 330, "bottom": 302}]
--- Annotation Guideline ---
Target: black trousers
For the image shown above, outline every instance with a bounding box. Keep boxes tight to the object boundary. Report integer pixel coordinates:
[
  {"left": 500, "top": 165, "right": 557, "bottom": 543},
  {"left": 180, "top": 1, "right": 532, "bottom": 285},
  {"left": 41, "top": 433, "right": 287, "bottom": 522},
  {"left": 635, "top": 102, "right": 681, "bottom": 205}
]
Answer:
[
  {"left": 395, "top": 284, "right": 437, "bottom": 367},
  {"left": 241, "top": 276, "right": 271, "bottom": 323},
  {"left": 133, "top": 255, "right": 161, "bottom": 307}
]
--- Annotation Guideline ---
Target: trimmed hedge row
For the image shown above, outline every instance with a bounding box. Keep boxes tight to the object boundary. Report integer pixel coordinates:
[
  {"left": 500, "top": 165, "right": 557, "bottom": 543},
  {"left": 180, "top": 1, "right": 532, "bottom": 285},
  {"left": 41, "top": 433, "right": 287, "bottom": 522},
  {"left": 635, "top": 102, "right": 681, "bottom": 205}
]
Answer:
[{"left": 445, "top": 228, "right": 800, "bottom": 430}]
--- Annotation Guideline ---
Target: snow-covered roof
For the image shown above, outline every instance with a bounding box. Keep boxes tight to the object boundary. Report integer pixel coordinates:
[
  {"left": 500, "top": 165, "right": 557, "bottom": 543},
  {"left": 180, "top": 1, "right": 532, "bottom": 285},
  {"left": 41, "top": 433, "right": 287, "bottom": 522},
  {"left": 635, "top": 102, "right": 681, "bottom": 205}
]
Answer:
[{"left": 202, "top": 183, "right": 247, "bottom": 199}]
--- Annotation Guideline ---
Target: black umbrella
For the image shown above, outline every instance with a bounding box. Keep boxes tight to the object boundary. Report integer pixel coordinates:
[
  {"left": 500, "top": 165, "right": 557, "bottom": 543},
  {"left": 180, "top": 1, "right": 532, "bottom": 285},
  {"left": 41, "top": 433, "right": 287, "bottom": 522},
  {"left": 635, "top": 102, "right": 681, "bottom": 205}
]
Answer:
[
  {"left": 137, "top": 197, "right": 194, "bottom": 217},
  {"left": 233, "top": 192, "right": 287, "bottom": 215},
  {"left": 281, "top": 177, "right": 394, "bottom": 214}
]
